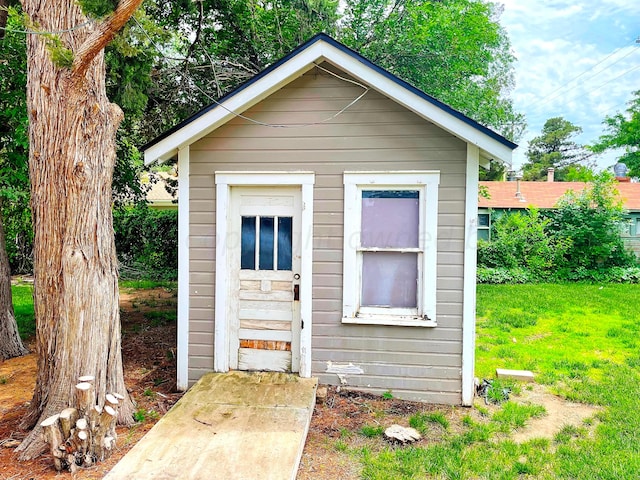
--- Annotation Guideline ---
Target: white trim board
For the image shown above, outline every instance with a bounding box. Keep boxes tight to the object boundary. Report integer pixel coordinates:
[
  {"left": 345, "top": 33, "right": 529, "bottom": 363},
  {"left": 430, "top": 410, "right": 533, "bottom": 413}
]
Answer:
[
  {"left": 214, "top": 171, "right": 315, "bottom": 378},
  {"left": 461, "top": 144, "right": 480, "bottom": 406},
  {"left": 176, "top": 146, "right": 190, "bottom": 391},
  {"left": 144, "top": 38, "right": 513, "bottom": 165}
]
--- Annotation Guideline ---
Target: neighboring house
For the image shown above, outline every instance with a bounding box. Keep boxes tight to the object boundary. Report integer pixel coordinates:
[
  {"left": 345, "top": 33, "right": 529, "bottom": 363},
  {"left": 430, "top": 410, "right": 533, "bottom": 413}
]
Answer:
[
  {"left": 142, "top": 34, "right": 516, "bottom": 406},
  {"left": 479, "top": 179, "right": 640, "bottom": 255},
  {"left": 143, "top": 171, "right": 178, "bottom": 210}
]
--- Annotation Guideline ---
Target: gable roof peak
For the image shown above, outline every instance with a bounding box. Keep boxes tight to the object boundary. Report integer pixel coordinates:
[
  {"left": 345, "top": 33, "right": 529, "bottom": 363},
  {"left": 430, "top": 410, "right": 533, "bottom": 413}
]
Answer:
[{"left": 143, "top": 33, "right": 516, "bottom": 165}]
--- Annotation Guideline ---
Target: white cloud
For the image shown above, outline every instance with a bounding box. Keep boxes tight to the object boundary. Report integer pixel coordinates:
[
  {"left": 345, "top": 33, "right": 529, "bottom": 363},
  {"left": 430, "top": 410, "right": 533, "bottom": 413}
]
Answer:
[{"left": 498, "top": 0, "right": 640, "bottom": 171}]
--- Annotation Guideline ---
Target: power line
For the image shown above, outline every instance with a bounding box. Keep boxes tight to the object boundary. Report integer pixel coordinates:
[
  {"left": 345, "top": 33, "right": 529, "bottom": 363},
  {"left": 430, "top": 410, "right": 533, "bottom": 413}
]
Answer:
[
  {"left": 131, "top": 16, "right": 188, "bottom": 63},
  {"left": 131, "top": 17, "right": 372, "bottom": 129},
  {"left": 525, "top": 41, "right": 640, "bottom": 111},
  {"left": 189, "top": 63, "right": 370, "bottom": 129},
  {"left": 566, "top": 63, "right": 640, "bottom": 106}
]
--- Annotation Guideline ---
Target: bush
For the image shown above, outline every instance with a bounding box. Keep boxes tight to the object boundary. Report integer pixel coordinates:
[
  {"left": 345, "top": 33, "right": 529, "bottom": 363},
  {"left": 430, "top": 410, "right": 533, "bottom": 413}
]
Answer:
[
  {"left": 549, "top": 266, "right": 640, "bottom": 284},
  {"left": 478, "top": 174, "right": 639, "bottom": 284},
  {"left": 476, "top": 267, "right": 531, "bottom": 284},
  {"left": 113, "top": 205, "right": 177, "bottom": 280},
  {"left": 546, "top": 173, "right": 637, "bottom": 270},
  {"left": 477, "top": 208, "right": 566, "bottom": 276},
  {"left": 2, "top": 198, "right": 33, "bottom": 274}
]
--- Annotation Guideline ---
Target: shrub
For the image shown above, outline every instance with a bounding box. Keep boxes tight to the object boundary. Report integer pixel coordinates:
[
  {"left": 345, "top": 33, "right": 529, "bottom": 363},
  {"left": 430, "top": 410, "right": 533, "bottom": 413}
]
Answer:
[
  {"left": 478, "top": 174, "right": 639, "bottom": 284},
  {"left": 113, "top": 205, "right": 177, "bottom": 280},
  {"left": 476, "top": 267, "right": 531, "bottom": 284},
  {"left": 546, "top": 172, "right": 637, "bottom": 270},
  {"left": 477, "top": 208, "right": 566, "bottom": 276},
  {"left": 2, "top": 198, "right": 33, "bottom": 274}
]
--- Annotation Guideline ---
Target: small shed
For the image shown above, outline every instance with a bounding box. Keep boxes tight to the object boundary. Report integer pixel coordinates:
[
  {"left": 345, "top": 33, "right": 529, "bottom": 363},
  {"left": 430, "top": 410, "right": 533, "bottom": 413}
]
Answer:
[{"left": 143, "top": 34, "right": 516, "bottom": 405}]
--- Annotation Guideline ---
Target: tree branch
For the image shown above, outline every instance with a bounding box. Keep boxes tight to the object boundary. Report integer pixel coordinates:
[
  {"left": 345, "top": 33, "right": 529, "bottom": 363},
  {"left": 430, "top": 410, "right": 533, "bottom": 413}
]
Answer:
[{"left": 71, "top": 0, "right": 143, "bottom": 79}]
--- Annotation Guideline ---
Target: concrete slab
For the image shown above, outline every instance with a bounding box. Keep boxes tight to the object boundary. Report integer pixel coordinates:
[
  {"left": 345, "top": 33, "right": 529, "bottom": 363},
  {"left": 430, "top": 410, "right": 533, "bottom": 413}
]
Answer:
[
  {"left": 105, "top": 372, "right": 318, "bottom": 480},
  {"left": 496, "top": 368, "right": 535, "bottom": 382}
]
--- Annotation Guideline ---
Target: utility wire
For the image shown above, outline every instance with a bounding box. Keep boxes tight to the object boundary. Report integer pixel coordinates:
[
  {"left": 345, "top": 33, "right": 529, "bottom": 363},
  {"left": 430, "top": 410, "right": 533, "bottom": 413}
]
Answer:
[
  {"left": 567, "top": 63, "right": 640, "bottom": 105},
  {"left": 131, "top": 16, "right": 371, "bottom": 128},
  {"left": 131, "top": 16, "right": 188, "bottom": 62},
  {"left": 189, "top": 63, "right": 370, "bottom": 128},
  {"left": 523, "top": 40, "right": 640, "bottom": 111}
]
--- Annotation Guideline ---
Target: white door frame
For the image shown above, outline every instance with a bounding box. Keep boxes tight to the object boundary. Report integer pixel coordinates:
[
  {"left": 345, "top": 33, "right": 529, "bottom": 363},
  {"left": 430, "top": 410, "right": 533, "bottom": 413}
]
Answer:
[{"left": 214, "top": 172, "right": 315, "bottom": 377}]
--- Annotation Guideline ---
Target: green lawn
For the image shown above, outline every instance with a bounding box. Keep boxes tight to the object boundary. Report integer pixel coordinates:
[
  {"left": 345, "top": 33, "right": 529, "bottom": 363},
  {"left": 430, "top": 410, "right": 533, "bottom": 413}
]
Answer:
[
  {"left": 11, "top": 280, "right": 177, "bottom": 340},
  {"left": 357, "top": 284, "right": 640, "bottom": 479},
  {"left": 12, "top": 283, "right": 35, "bottom": 339},
  {"left": 11, "top": 282, "right": 640, "bottom": 478}
]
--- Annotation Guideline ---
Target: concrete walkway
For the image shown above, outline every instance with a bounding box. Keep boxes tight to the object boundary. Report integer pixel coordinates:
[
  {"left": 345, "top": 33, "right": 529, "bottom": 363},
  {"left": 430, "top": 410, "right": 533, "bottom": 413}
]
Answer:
[{"left": 105, "top": 372, "right": 318, "bottom": 480}]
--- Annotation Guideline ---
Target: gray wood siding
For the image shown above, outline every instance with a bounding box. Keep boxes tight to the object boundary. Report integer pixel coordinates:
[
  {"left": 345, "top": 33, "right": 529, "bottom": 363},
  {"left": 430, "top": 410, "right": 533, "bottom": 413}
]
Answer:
[{"left": 187, "top": 65, "right": 467, "bottom": 403}]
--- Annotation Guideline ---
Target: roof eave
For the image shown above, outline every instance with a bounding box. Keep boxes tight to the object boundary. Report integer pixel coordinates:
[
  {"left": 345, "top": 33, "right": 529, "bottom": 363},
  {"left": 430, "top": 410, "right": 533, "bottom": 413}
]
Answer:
[{"left": 144, "top": 34, "right": 516, "bottom": 165}]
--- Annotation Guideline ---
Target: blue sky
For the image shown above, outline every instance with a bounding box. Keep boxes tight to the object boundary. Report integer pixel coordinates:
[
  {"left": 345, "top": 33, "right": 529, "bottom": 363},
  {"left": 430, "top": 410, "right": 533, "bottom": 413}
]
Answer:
[{"left": 499, "top": 0, "right": 640, "bottom": 172}]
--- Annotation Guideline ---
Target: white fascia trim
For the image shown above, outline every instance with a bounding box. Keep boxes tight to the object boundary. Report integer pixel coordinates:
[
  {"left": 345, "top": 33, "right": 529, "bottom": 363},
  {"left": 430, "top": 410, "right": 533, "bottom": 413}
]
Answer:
[
  {"left": 144, "top": 46, "right": 326, "bottom": 165},
  {"left": 176, "top": 146, "right": 190, "bottom": 390},
  {"left": 319, "top": 44, "right": 513, "bottom": 164},
  {"left": 462, "top": 144, "right": 480, "bottom": 406},
  {"left": 213, "top": 171, "right": 315, "bottom": 376},
  {"left": 145, "top": 39, "right": 513, "bottom": 165}
]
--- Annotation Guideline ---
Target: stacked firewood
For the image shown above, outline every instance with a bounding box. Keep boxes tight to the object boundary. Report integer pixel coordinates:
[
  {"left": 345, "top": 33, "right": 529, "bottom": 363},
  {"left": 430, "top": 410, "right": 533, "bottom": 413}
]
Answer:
[{"left": 40, "top": 376, "right": 124, "bottom": 472}]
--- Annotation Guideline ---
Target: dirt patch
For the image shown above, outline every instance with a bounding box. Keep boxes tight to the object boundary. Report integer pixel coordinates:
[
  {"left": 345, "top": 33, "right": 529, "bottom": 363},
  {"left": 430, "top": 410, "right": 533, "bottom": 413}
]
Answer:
[
  {"left": 297, "top": 384, "right": 600, "bottom": 479},
  {"left": 509, "top": 384, "right": 599, "bottom": 443},
  {"left": 0, "top": 287, "right": 182, "bottom": 480}
]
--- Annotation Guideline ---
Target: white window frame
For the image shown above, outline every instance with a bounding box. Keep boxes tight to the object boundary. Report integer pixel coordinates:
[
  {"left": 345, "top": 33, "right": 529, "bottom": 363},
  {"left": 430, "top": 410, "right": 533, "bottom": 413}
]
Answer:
[
  {"left": 342, "top": 171, "right": 439, "bottom": 327},
  {"left": 477, "top": 209, "right": 491, "bottom": 241}
]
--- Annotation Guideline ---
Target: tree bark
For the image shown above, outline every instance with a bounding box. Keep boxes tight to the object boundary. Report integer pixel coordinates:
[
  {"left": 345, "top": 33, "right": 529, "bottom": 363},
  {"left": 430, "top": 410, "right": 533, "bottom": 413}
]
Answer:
[
  {"left": 16, "top": 0, "right": 142, "bottom": 460},
  {"left": 0, "top": 205, "right": 28, "bottom": 360},
  {"left": 0, "top": 0, "right": 8, "bottom": 41}
]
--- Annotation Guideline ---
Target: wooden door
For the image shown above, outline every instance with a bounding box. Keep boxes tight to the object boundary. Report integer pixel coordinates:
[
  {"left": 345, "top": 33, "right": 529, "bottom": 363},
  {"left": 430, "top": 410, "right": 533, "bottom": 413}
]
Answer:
[{"left": 228, "top": 186, "right": 302, "bottom": 372}]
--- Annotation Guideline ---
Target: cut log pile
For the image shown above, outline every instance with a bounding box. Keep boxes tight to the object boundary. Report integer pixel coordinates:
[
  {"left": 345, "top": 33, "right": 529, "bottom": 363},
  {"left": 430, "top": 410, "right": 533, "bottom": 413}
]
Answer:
[{"left": 40, "top": 376, "right": 124, "bottom": 472}]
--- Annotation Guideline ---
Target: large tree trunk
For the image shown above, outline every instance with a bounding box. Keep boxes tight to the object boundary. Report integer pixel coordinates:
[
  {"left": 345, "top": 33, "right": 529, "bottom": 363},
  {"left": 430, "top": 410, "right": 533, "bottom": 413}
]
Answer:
[
  {"left": 0, "top": 1, "right": 29, "bottom": 360},
  {"left": 0, "top": 206, "right": 28, "bottom": 360},
  {"left": 16, "top": 0, "right": 142, "bottom": 460}
]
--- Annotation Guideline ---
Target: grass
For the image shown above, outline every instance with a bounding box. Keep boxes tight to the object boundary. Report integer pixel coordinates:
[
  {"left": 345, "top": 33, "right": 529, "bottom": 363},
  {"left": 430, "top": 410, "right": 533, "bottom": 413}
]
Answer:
[
  {"left": 9, "top": 281, "right": 640, "bottom": 477},
  {"left": 120, "top": 279, "right": 177, "bottom": 291},
  {"left": 12, "top": 284, "right": 35, "bottom": 340},
  {"left": 352, "top": 284, "right": 640, "bottom": 479},
  {"left": 11, "top": 280, "right": 177, "bottom": 341}
]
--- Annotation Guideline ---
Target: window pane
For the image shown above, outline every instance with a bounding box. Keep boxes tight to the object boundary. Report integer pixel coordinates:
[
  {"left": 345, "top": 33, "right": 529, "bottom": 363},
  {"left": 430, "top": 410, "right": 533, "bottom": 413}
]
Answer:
[
  {"left": 259, "top": 217, "right": 274, "bottom": 270},
  {"left": 277, "top": 217, "right": 293, "bottom": 271},
  {"left": 361, "top": 190, "right": 419, "bottom": 248},
  {"left": 361, "top": 252, "right": 417, "bottom": 308},
  {"left": 241, "top": 216, "right": 256, "bottom": 270},
  {"left": 478, "top": 213, "right": 490, "bottom": 228}
]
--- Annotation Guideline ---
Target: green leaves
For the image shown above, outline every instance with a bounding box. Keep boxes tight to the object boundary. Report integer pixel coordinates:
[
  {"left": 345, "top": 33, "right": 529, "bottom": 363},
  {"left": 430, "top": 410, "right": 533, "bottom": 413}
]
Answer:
[
  {"left": 43, "top": 34, "right": 74, "bottom": 68},
  {"left": 341, "top": 0, "right": 525, "bottom": 141},
  {"left": 592, "top": 90, "right": 640, "bottom": 177},
  {"left": 548, "top": 172, "right": 635, "bottom": 270},
  {"left": 78, "top": 0, "right": 118, "bottom": 19},
  {"left": 479, "top": 174, "right": 638, "bottom": 282},
  {"left": 522, "top": 117, "right": 594, "bottom": 181}
]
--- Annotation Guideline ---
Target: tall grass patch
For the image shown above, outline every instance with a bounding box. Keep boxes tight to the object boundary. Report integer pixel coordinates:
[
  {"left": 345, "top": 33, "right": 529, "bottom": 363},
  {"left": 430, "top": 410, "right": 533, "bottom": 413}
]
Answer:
[{"left": 12, "top": 284, "right": 34, "bottom": 340}]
